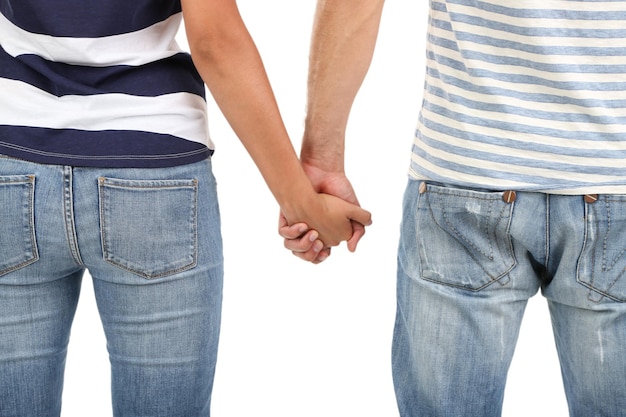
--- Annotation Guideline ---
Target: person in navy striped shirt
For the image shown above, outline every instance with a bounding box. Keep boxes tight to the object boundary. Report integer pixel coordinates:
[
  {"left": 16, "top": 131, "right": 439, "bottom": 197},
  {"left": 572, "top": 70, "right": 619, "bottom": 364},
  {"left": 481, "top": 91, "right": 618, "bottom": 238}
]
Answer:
[
  {"left": 283, "top": 0, "right": 626, "bottom": 415},
  {"left": 0, "top": 1, "right": 371, "bottom": 416}
]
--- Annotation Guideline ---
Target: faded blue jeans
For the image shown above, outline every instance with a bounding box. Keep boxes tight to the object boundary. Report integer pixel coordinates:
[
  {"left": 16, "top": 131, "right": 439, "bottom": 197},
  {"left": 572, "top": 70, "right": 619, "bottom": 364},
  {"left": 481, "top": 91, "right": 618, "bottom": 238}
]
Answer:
[
  {"left": 0, "top": 156, "right": 223, "bottom": 417},
  {"left": 393, "top": 180, "right": 626, "bottom": 417}
]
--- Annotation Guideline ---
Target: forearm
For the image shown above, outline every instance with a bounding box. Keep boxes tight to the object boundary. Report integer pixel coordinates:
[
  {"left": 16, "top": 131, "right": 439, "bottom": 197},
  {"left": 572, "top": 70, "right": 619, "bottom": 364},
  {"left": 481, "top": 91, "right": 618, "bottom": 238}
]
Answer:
[
  {"left": 303, "top": 0, "right": 385, "bottom": 172},
  {"left": 182, "top": 0, "right": 314, "bottom": 212}
]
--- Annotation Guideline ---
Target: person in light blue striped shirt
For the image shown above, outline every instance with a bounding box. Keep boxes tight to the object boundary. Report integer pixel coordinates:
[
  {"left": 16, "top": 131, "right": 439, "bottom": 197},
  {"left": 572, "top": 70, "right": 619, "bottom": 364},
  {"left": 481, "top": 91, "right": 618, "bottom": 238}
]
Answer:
[
  {"left": 0, "top": 1, "right": 371, "bottom": 416},
  {"left": 282, "top": 1, "right": 626, "bottom": 415}
]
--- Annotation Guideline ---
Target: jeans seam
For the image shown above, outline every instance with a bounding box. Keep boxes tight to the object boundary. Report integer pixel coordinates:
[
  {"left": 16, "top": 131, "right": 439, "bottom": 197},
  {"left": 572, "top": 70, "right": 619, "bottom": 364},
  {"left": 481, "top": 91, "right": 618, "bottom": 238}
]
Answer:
[
  {"left": 62, "top": 166, "right": 84, "bottom": 266},
  {"left": 545, "top": 194, "right": 550, "bottom": 271}
]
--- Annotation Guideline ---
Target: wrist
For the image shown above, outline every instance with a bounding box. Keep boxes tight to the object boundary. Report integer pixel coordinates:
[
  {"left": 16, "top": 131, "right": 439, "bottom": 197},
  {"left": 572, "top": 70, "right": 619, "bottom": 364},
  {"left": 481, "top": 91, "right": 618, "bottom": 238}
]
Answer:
[
  {"left": 278, "top": 185, "right": 322, "bottom": 226},
  {"left": 300, "top": 135, "right": 346, "bottom": 175}
]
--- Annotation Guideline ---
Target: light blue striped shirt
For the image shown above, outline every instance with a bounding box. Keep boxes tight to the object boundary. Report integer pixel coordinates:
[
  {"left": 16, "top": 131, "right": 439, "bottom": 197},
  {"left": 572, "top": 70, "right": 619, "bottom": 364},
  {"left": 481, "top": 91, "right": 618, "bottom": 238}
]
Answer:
[{"left": 411, "top": 0, "right": 626, "bottom": 193}]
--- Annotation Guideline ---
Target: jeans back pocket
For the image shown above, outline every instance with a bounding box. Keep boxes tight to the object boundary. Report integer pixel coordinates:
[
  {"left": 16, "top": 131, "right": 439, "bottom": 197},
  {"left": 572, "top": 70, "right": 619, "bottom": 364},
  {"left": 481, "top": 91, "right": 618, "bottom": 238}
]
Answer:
[
  {"left": 417, "top": 184, "right": 516, "bottom": 291},
  {"left": 0, "top": 175, "right": 39, "bottom": 276},
  {"left": 98, "top": 177, "right": 198, "bottom": 279},
  {"left": 578, "top": 195, "right": 626, "bottom": 302}
]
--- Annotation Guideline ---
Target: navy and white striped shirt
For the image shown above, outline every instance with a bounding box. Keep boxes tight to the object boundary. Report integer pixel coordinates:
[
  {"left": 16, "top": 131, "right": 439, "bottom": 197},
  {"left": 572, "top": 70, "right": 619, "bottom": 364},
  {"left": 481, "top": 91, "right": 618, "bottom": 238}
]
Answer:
[
  {"left": 412, "top": 0, "right": 626, "bottom": 194},
  {"left": 0, "top": 0, "right": 212, "bottom": 168}
]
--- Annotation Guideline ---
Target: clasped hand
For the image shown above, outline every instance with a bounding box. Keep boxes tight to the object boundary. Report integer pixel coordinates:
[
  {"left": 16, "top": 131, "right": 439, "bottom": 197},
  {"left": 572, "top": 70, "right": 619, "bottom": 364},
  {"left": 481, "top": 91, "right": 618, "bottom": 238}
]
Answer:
[{"left": 278, "top": 167, "right": 370, "bottom": 263}]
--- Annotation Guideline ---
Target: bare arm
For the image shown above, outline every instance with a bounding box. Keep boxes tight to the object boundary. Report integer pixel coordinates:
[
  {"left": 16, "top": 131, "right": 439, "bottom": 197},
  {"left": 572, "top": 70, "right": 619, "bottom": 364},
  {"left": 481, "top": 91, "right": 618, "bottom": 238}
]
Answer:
[
  {"left": 302, "top": 0, "right": 385, "bottom": 171},
  {"left": 180, "top": 0, "right": 371, "bottom": 246},
  {"left": 281, "top": 0, "right": 385, "bottom": 261}
]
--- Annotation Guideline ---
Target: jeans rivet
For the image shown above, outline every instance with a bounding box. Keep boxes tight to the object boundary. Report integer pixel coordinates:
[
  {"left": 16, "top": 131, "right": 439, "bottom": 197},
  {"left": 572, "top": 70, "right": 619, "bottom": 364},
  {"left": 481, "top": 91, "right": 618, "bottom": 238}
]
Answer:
[{"left": 502, "top": 190, "right": 516, "bottom": 203}]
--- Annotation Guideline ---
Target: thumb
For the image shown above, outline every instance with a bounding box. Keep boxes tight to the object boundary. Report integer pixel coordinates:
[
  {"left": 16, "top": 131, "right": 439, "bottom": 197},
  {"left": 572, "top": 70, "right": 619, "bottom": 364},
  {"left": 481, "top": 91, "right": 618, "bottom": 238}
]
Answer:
[
  {"left": 345, "top": 203, "right": 372, "bottom": 228},
  {"left": 347, "top": 221, "right": 366, "bottom": 252}
]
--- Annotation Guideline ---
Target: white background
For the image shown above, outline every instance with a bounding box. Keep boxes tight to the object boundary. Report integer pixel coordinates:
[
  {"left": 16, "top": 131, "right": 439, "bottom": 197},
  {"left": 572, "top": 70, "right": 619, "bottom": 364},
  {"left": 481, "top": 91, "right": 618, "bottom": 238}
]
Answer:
[{"left": 61, "top": 1, "right": 568, "bottom": 416}]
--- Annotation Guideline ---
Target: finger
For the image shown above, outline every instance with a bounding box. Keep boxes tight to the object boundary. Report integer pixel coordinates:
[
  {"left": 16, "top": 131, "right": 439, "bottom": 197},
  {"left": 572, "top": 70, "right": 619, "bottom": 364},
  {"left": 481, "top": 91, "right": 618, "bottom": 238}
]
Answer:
[
  {"left": 278, "top": 221, "right": 309, "bottom": 239},
  {"left": 314, "top": 247, "right": 331, "bottom": 263},
  {"left": 348, "top": 205, "right": 372, "bottom": 227},
  {"left": 346, "top": 221, "right": 366, "bottom": 252},
  {"left": 284, "top": 231, "right": 323, "bottom": 253},
  {"left": 327, "top": 196, "right": 372, "bottom": 228},
  {"left": 291, "top": 245, "right": 331, "bottom": 263}
]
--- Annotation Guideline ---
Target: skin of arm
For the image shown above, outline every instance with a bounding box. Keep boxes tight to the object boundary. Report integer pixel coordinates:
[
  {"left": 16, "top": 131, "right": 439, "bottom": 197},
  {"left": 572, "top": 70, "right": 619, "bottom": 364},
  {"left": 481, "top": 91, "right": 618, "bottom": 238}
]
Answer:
[
  {"left": 280, "top": 0, "right": 385, "bottom": 262},
  {"left": 180, "top": 0, "right": 372, "bottom": 247}
]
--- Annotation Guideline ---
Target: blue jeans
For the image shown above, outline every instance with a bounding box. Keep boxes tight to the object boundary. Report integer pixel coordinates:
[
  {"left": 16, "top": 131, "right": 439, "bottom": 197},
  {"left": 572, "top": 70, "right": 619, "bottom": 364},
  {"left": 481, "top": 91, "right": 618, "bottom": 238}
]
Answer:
[
  {"left": 0, "top": 156, "right": 223, "bottom": 417},
  {"left": 393, "top": 180, "right": 626, "bottom": 417}
]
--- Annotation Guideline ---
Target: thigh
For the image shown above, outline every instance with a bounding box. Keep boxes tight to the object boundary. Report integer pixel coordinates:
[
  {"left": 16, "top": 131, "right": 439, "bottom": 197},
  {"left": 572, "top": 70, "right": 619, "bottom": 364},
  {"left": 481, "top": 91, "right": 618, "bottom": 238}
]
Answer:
[
  {"left": 1, "top": 155, "right": 84, "bottom": 417},
  {"left": 548, "top": 300, "right": 626, "bottom": 417},
  {"left": 546, "top": 194, "right": 626, "bottom": 416},
  {"left": 393, "top": 180, "right": 540, "bottom": 417},
  {"left": 0, "top": 272, "right": 83, "bottom": 417},
  {"left": 93, "top": 267, "right": 222, "bottom": 417},
  {"left": 82, "top": 160, "right": 224, "bottom": 417}
]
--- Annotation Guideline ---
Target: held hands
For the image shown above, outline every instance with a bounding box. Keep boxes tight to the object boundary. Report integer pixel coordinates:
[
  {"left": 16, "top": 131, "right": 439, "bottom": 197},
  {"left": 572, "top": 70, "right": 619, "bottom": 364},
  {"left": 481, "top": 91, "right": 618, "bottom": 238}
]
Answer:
[{"left": 279, "top": 162, "right": 369, "bottom": 263}]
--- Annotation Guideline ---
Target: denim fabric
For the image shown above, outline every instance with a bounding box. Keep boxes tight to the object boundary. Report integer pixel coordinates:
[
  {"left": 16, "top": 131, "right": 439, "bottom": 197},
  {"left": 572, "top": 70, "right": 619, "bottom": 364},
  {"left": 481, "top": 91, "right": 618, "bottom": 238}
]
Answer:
[
  {"left": 393, "top": 179, "right": 626, "bottom": 417},
  {"left": 0, "top": 156, "right": 223, "bottom": 417}
]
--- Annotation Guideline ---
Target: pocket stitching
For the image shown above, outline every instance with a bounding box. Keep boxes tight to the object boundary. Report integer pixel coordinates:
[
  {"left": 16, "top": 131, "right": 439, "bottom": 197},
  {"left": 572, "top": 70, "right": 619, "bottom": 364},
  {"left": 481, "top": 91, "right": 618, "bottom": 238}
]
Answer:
[
  {"left": 98, "top": 177, "right": 198, "bottom": 279},
  {"left": 0, "top": 176, "right": 39, "bottom": 276},
  {"left": 418, "top": 186, "right": 516, "bottom": 291},
  {"left": 577, "top": 197, "right": 626, "bottom": 303}
]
